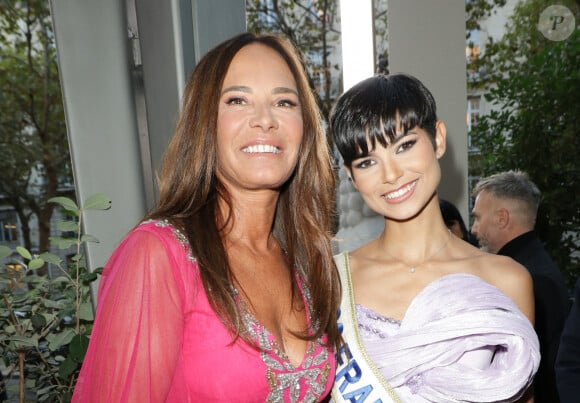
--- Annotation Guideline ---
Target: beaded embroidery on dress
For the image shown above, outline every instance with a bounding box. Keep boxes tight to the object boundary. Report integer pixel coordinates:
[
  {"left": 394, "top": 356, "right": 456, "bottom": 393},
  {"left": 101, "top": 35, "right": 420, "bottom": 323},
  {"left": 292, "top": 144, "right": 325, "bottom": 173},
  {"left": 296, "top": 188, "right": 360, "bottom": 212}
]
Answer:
[
  {"left": 234, "top": 281, "right": 331, "bottom": 402},
  {"left": 156, "top": 219, "right": 331, "bottom": 402}
]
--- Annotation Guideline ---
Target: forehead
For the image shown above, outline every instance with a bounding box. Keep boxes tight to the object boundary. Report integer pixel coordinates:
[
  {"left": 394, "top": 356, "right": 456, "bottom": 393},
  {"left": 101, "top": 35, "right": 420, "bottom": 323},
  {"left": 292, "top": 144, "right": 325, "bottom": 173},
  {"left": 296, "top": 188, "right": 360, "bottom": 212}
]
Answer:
[
  {"left": 222, "top": 43, "right": 297, "bottom": 88},
  {"left": 474, "top": 190, "right": 494, "bottom": 211}
]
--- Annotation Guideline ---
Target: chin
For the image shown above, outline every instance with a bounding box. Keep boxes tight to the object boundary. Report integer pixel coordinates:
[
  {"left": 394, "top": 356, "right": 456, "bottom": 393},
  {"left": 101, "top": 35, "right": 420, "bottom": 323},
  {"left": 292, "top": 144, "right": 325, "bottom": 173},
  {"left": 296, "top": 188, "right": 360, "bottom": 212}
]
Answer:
[
  {"left": 252, "top": 173, "right": 293, "bottom": 187},
  {"left": 381, "top": 209, "right": 422, "bottom": 223}
]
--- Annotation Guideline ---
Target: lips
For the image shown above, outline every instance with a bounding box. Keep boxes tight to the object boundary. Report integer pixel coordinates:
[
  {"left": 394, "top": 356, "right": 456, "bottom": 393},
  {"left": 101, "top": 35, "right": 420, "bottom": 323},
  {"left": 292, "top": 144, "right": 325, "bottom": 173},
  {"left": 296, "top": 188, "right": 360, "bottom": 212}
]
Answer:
[
  {"left": 242, "top": 144, "right": 281, "bottom": 154},
  {"left": 383, "top": 180, "right": 417, "bottom": 201}
]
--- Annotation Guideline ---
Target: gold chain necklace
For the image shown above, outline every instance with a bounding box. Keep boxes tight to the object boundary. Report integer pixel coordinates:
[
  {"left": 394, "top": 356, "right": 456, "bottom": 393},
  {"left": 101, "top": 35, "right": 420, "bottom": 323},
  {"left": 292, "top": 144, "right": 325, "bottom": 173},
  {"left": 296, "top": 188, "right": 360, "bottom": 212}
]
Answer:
[{"left": 384, "top": 229, "right": 452, "bottom": 273}]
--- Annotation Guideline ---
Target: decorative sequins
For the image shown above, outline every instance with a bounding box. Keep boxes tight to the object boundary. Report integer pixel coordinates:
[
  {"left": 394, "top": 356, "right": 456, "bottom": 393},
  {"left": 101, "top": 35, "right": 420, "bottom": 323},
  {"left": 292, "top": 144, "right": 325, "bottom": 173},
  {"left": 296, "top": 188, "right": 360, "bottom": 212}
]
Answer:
[
  {"left": 356, "top": 304, "right": 401, "bottom": 340},
  {"left": 149, "top": 219, "right": 198, "bottom": 263},
  {"left": 407, "top": 373, "right": 424, "bottom": 394},
  {"left": 236, "top": 277, "right": 330, "bottom": 402},
  {"left": 147, "top": 219, "right": 330, "bottom": 401}
]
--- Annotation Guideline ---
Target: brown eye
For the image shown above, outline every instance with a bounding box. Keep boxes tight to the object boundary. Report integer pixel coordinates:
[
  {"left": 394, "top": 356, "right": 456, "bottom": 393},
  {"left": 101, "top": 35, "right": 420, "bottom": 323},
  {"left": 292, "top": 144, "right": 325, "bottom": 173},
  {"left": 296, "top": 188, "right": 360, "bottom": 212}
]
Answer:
[
  {"left": 354, "top": 159, "right": 374, "bottom": 169},
  {"left": 225, "top": 97, "right": 245, "bottom": 105},
  {"left": 276, "top": 99, "right": 298, "bottom": 108},
  {"left": 396, "top": 140, "right": 416, "bottom": 153}
]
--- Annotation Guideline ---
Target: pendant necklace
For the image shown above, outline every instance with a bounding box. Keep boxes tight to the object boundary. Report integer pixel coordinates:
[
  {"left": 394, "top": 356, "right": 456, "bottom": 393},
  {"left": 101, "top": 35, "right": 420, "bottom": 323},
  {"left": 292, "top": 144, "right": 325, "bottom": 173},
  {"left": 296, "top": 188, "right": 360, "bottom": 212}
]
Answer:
[{"left": 385, "top": 229, "right": 452, "bottom": 273}]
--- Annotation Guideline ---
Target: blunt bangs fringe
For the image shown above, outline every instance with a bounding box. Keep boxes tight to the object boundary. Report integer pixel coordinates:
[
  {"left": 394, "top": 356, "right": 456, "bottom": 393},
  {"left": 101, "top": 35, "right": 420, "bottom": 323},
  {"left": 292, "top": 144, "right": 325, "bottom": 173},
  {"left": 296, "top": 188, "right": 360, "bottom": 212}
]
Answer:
[{"left": 330, "top": 74, "right": 438, "bottom": 166}]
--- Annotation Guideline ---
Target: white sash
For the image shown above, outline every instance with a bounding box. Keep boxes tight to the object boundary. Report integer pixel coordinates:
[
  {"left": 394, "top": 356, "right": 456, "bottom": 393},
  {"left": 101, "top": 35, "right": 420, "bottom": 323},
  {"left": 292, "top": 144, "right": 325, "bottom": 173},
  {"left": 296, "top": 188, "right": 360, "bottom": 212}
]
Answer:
[{"left": 331, "top": 252, "right": 400, "bottom": 403}]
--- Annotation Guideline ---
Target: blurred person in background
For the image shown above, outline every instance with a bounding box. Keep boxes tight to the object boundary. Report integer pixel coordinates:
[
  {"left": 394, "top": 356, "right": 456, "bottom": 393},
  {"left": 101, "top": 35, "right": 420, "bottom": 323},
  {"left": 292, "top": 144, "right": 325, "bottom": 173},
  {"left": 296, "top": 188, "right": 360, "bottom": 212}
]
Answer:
[
  {"left": 439, "top": 199, "right": 478, "bottom": 246},
  {"left": 555, "top": 277, "right": 580, "bottom": 403},
  {"left": 472, "top": 170, "right": 569, "bottom": 403}
]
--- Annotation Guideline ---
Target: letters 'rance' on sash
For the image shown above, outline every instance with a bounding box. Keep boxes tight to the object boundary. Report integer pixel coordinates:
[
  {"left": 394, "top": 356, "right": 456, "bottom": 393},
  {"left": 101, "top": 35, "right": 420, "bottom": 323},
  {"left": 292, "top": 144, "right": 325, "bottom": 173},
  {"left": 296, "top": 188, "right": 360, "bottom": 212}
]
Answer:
[{"left": 331, "top": 252, "right": 400, "bottom": 403}]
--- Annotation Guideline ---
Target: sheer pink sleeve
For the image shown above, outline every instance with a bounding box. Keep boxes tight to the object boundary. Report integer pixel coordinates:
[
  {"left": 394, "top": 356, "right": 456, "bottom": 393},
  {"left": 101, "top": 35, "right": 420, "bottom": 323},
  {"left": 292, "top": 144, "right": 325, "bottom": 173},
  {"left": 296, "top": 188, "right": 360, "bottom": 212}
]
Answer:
[{"left": 73, "top": 226, "right": 186, "bottom": 403}]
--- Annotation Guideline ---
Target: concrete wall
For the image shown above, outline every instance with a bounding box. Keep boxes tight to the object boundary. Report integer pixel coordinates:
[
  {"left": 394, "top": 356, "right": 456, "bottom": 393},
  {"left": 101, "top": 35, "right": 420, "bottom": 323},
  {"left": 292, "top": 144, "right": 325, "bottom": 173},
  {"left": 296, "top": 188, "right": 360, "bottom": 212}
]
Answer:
[{"left": 50, "top": 0, "right": 246, "bottom": 284}]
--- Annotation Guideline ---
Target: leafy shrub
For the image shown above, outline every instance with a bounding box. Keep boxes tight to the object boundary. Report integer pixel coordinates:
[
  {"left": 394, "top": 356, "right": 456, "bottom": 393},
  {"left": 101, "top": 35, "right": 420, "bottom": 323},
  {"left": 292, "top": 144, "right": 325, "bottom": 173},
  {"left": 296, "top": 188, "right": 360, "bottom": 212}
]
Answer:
[{"left": 0, "top": 194, "right": 110, "bottom": 402}]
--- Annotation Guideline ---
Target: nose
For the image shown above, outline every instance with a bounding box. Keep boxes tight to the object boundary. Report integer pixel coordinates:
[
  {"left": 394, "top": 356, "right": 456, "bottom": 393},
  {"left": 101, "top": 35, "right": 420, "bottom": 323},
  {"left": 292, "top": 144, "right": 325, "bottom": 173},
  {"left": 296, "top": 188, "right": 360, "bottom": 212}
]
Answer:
[
  {"left": 249, "top": 103, "right": 278, "bottom": 132},
  {"left": 470, "top": 221, "right": 478, "bottom": 236},
  {"left": 381, "top": 155, "right": 403, "bottom": 184}
]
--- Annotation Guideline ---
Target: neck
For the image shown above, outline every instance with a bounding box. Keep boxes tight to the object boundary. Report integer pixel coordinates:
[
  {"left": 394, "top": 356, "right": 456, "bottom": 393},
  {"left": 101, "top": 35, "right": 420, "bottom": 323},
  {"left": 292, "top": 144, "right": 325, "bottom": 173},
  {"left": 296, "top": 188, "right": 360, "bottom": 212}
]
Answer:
[
  {"left": 218, "top": 192, "right": 279, "bottom": 252},
  {"left": 380, "top": 225, "right": 451, "bottom": 259}
]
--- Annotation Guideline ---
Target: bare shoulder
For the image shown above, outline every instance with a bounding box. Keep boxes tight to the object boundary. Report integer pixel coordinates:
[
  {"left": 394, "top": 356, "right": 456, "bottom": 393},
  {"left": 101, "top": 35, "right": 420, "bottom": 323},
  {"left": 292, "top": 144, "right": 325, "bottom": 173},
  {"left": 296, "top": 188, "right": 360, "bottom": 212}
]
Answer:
[
  {"left": 477, "top": 253, "right": 534, "bottom": 322},
  {"left": 478, "top": 253, "right": 532, "bottom": 289}
]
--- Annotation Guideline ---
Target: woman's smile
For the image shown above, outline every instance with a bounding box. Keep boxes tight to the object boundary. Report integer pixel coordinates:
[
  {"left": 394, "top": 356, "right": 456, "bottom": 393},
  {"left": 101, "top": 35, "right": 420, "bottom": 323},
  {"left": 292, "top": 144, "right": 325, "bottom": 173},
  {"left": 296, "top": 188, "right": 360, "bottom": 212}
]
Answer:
[
  {"left": 382, "top": 179, "right": 418, "bottom": 203},
  {"left": 242, "top": 144, "right": 281, "bottom": 154}
]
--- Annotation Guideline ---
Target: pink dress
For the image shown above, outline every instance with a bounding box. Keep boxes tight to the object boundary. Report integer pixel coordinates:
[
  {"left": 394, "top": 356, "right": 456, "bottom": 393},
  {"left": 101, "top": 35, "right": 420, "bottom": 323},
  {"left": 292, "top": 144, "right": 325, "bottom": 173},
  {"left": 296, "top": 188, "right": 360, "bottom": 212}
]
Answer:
[{"left": 72, "top": 220, "right": 335, "bottom": 402}]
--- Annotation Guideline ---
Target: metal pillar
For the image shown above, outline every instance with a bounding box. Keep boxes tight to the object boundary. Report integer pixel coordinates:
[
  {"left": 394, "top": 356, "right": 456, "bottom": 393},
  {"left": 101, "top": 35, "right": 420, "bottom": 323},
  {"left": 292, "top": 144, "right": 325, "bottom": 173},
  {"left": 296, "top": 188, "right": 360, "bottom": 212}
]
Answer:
[
  {"left": 388, "top": 0, "right": 469, "bottom": 219},
  {"left": 49, "top": 0, "right": 246, "bottom": 284}
]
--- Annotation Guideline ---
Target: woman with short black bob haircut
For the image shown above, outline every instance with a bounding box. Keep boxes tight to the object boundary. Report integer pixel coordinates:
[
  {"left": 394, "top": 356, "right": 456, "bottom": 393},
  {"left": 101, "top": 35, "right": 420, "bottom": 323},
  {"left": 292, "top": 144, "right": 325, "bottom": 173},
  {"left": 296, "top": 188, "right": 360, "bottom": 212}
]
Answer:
[
  {"left": 330, "top": 73, "right": 539, "bottom": 402},
  {"left": 332, "top": 73, "right": 438, "bottom": 168}
]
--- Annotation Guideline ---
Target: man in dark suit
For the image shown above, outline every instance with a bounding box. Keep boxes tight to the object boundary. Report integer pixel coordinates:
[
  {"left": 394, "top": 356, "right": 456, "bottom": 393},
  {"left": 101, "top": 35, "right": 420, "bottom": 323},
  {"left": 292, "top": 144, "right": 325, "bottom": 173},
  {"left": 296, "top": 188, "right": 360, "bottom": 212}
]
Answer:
[
  {"left": 555, "top": 278, "right": 579, "bottom": 403},
  {"left": 471, "top": 170, "right": 569, "bottom": 403}
]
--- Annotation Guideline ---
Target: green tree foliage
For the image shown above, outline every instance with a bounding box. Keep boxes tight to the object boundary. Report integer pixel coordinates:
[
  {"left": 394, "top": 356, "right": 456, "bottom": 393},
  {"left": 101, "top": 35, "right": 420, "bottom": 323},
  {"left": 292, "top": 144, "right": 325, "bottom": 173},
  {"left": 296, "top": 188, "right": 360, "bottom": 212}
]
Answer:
[
  {"left": 469, "top": 0, "right": 579, "bottom": 285},
  {"left": 246, "top": 0, "right": 342, "bottom": 121},
  {"left": 466, "top": 0, "right": 508, "bottom": 32},
  {"left": 0, "top": 0, "right": 72, "bottom": 258},
  {"left": 246, "top": 0, "right": 506, "bottom": 121}
]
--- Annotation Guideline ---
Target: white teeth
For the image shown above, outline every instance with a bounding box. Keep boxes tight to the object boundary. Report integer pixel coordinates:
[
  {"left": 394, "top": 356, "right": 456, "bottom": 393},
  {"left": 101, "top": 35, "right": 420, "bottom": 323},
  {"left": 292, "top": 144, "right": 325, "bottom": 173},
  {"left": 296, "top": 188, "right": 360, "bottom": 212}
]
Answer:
[
  {"left": 242, "top": 144, "right": 281, "bottom": 154},
  {"left": 385, "top": 181, "right": 416, "bottom": 199}
]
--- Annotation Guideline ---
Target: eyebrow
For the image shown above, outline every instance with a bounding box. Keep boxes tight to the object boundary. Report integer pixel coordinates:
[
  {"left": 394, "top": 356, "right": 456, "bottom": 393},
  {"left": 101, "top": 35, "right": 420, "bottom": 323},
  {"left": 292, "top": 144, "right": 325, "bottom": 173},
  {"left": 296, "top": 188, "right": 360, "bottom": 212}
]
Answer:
[
  {"left": 391, "top": 131, "right": 411, "bottom": 144},
  {"left": 221, "top": 85, "right": 298, "bottom": 97}
]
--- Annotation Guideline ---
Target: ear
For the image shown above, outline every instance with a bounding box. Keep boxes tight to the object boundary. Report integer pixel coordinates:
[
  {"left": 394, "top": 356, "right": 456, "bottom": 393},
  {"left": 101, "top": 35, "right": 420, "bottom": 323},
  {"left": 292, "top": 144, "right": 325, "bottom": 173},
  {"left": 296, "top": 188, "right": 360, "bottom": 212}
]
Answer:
[
  {"left": 344, "top": 165, "right": 358, "bottom": 189},
  {"left": 434, "top": 120, "right": 447, "bottom": 159},
  {"left": 496, "top": 207, "right": 510, "bottom": 229}
]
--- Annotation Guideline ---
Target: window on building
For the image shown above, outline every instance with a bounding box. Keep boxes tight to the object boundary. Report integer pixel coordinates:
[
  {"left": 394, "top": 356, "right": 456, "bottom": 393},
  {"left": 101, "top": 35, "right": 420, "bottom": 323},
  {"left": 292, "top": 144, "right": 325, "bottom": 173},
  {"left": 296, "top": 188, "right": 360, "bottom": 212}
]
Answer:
[
  {"left": 467, "top": 96, "right": 481, "bottom": 147},
  {"left": 310, "top": 67, "right": 324, "bottom": 97},
  {"left": 466, "top": 29, "right": 481, "bottom": 77},
  {"left": 0, "top": 210, "right": 19, "bottom": 242},
  {"left": 307, "top": 50, "right": 326, "bottom": 97},
  {"left": 256, "top": 0, "right": 276, "bottom": 26},
  {"left": 466, "top": 45, "right": 479, "bottom": 63},
  {"left": 466, "top": 30, "right": 480, "bottom": 61}
]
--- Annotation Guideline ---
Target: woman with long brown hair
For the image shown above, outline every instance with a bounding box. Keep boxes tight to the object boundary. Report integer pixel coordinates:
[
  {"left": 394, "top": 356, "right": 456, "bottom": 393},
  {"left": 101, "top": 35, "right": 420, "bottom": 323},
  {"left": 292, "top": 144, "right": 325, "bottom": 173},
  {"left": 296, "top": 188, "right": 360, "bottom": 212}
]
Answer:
[{"left": 73, "top": 32, "right": 340, "bottom": 402}]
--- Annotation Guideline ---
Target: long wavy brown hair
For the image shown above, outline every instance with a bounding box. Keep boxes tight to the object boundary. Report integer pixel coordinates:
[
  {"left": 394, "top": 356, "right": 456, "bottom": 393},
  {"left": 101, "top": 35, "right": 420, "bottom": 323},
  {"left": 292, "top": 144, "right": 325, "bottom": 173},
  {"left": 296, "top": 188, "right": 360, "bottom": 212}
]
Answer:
[{"left": 145, "top": 32, "right": 340, "bottom": 350}]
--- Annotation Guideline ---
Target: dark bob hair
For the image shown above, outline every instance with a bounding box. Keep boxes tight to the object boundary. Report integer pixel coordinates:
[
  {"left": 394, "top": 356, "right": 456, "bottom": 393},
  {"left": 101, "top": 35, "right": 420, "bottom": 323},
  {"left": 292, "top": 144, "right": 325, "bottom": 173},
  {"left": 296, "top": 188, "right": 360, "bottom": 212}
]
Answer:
[{"left": 330, "top": 73, "right": 438, "bottom": 167}]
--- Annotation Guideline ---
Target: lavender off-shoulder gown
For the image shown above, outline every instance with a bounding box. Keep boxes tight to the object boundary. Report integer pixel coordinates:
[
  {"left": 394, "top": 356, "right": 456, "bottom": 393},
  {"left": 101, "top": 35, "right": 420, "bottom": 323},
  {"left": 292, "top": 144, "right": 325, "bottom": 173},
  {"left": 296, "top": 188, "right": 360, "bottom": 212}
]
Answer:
[{"left": 353, "top": 273, "right": 540, "bottom": 402}]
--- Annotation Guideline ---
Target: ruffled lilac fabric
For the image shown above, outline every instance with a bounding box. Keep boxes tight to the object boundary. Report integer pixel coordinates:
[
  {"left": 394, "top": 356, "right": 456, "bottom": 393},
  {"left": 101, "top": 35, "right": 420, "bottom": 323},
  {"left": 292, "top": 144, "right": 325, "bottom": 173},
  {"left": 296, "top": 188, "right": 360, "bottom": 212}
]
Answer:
[{"left": 356, "top": 274, "right": 540, "bottom": 402}]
